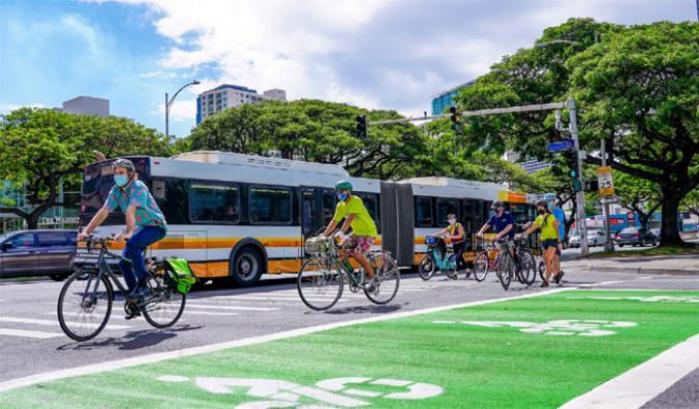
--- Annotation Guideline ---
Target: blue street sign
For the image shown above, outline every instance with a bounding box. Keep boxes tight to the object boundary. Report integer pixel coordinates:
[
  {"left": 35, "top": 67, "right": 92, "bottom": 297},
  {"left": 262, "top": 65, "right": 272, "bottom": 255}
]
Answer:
[{"left": 547, "top": 139, "right": 574, "bottom": 152}]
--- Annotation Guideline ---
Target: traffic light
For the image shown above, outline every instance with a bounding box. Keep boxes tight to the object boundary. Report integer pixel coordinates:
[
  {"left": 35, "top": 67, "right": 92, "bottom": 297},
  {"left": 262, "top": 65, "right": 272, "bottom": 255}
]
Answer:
[
  {"left": 356, "top": 115, "right": 367, "bottom": 138},
  {"left": 585, "top": 180, "right": 599, "bottom": 191},
  {"left": 569, "top": 169, "right": 582, "bottom": 192},
  {"left": 449, "top": 106, "right": 463, "bottom": 133}
]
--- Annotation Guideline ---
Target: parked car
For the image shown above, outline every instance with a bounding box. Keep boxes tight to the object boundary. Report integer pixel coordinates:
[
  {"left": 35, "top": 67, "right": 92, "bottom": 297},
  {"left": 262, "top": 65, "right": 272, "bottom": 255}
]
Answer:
[
  {"left": 0, "top": 230, "right": 77, "bottom": 280},
  {"left": 615, "top": 227, "right": 658, "bottom": 247},
  {"left": 568, "top": 229, "right": 608, "bottom": 248}
]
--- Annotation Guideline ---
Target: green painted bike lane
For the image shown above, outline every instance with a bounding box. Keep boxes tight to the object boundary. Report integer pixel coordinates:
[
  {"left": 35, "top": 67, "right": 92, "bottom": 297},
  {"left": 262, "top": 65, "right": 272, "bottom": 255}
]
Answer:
[{"left": 2, "top": 289, "right": 698, "bottom": 409}]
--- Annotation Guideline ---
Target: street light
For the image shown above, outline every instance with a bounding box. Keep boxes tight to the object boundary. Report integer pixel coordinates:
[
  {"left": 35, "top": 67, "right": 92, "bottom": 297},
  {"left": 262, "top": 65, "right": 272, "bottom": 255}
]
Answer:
[{"left": 165, "top": 80, "right": 200, "bottom": 138}]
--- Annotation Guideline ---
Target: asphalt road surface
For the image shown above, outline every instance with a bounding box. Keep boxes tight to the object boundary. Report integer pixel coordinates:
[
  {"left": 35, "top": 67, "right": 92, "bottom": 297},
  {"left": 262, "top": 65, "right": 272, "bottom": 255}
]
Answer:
[{"left": 1, "top": 268, "right": 698, "bottom": 407}]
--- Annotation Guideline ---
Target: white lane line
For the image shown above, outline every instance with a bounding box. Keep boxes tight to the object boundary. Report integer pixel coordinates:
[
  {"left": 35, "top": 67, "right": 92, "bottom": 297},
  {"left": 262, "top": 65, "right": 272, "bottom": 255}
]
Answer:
[
  {"left": 185, "top": 303, "right": 278, "bottom": 312},
  {"left": 578, "top": 280, "right": 627, "bottom": 288},
  {"left": 183, "top": 311, "right": 238, "bottom": 317},
  {"left": 0, "top": 317, "right": 130, "bottom": 330},
  {"left": 0, "top": 328, "right": 62, "bottom": 339},
  {"left": 560, "top": 333, "right": 699, "bottom": 409},
  {"left": 0, "top": 288, "right": 571, "bottom": 393}
]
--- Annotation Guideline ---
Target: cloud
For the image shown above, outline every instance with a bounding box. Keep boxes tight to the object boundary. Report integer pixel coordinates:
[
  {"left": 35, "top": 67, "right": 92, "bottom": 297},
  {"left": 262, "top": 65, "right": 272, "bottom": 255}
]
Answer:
[{"left": 0, "top": 103, "right": 47, "bottom": 114}]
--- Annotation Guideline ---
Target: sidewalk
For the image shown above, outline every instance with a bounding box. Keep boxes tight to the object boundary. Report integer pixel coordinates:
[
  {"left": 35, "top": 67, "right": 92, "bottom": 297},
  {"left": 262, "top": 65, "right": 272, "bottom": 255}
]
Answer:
[{"left": 563, "top": 254, "right": 699, "bottom": 275}]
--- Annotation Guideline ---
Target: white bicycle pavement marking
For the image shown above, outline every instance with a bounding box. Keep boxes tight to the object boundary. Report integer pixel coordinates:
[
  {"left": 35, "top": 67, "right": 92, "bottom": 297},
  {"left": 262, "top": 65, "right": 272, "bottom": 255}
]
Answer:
[
  {"left": 567, "top": 295, "right": 699, "bottom": 303},
  {"left": 0, "top": 328, "right": 63, "bottom": 339},
  {"left": 433, "top": 319, "right": 637, "bottom": 337}
]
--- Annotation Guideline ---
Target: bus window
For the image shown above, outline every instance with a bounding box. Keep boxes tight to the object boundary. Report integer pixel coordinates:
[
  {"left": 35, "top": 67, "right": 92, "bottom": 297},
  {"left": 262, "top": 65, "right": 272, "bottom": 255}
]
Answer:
[
  {"left": 321, "top": 190, "right": 336, "bottom": 226},
  {"left": 154, "top": 178, "right": 188, "bottom": 225},
  {"left": 355, "top": 192, "right": 380, "bottom": 228},
  {"left": 249, "top": 186, "right": 292, "bottom": 224},
  {"left": 415, "top": 196, "right": 433, "bottom": 227},
  {"left": 436, "top": 198, "right": 459, "bottom": 225},
  {"left": 189, "top": 183, "right": 240, "bottom": 223}
]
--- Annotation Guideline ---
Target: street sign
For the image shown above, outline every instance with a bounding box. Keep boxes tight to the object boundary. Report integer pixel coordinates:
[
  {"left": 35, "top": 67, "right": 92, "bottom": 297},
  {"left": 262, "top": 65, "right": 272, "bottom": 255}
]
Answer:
[
  {"left": 547, "top": 139, "right": 574, "bottom": 152},
  {"left": 596, "top": 166, "right": 615, "bottom": 197},
  {"left": 600, "top": 196, "right": 619, "bottom": 204}
]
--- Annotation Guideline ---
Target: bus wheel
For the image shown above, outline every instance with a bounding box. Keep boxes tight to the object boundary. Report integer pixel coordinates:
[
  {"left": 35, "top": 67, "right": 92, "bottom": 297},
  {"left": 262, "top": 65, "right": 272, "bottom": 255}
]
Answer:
[{"left": 230, "top": 247, "right": 263, "bottom": 287}]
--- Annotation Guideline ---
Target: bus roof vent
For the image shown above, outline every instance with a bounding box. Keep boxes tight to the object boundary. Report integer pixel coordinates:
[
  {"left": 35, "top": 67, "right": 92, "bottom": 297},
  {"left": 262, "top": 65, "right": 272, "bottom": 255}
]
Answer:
[{"left": 170, "top": 151, "right": 349, "bottom": 176}]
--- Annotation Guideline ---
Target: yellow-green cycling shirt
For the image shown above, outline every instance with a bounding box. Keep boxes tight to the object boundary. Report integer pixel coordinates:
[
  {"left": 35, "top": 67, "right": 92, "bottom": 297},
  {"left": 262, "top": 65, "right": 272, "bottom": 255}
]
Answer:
[
  {"left": 333, "top": 195, "right": 378, "bottom": 237},
  {"left": 535, "top": 214, "right": 559, "bottom": 241}
]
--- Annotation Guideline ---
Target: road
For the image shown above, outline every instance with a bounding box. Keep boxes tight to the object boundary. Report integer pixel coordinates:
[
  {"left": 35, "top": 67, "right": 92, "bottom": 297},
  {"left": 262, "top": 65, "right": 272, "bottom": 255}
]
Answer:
[{"left": 1, "top": 268, "right": 698, "bottom": 408}]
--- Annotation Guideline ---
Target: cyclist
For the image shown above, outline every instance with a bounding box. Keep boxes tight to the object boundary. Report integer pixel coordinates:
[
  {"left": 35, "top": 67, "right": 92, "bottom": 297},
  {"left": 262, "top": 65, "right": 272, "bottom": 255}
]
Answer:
[
  {"left": 519, "top": 200, "right": 560, "bottom": 287},
  {"left": 322, "top": 180, "right": 378, "bottom": 290},
  {"left": 77, "top": 159, "right": 168, "bottom": 318},
  {"left": 435, "top": 213, "right": 466, "bottom": 273},
  {"left": 544, "top": 192, "right": 565, "bottom": 283},
  {"left": 476, "top": 201, "right": 515, "bottom": 254}
]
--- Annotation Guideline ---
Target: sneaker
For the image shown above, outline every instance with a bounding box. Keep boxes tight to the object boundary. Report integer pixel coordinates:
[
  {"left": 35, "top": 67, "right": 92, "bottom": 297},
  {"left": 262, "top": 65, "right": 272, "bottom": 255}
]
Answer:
[
  {"left": 554, "top": 271, "right": 565, "bottom": 285},
  {"left": 363, "top": 276, "right": 378, "bottom": 293},
  {"left": 540, "top": 281, "right": 550, "bottom": 288}
]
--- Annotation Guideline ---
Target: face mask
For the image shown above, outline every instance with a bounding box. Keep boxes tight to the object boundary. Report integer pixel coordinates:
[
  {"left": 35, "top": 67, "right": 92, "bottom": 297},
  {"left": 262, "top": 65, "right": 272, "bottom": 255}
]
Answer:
[
  {"left": 114, "top": 174, "right": 129, "bottom": 187},
  {"left": 337, "top": 192, "right": 348, "bottom": 201},
  {"left": 448, "top": 219, "right": 456, "bottom": 225},
  {"left": 537, "top": 209, "right": 546, "bottom": 215}
]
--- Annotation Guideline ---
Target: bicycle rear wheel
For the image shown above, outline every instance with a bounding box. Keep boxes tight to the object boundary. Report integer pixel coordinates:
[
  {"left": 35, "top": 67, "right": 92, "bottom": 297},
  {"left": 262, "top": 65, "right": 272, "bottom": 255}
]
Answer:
[
  {"left": 57, "top": 271, "right": 113, "bottom": 342},
  {"left": 496, "top": 253, "right": 513, "bottom": 290},
  {"left": 516, "top": 250, "right": 537, "bottom": 286},
  {"left": 365, "top": 253, "right": 400, "bottom": 305},
  {"left": 472, "top": 252, "right": 488, "bottom": 282},
  {"left": 417, "top": 254, "right": 435, "bottom": 281},
  {"left": 142, "top": 274, "right": 186, "bottom": 328},
  {"left": 297, "top": 258, "right": 343, "bottom": 311}
]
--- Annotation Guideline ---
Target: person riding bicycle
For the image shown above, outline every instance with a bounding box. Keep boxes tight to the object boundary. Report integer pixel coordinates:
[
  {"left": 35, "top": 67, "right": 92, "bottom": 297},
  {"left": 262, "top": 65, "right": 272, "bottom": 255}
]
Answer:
[
  {"left": 476, "top": 201, "right": 515, "bottom": 254},
  {"left": 322, "top": 180, "right": 378, "bottom": 291},
  {"left": 519, "top": 200, "right": 560, "bottom": 287},
  {"left": 544, "top": 192, "right": 565, "bottom": 283},
  {"left": 434, "top": 213, "right": 467, "bottom": 272},
  {"left": 77, "top": 158, "right": 168, "bottom": 318}
]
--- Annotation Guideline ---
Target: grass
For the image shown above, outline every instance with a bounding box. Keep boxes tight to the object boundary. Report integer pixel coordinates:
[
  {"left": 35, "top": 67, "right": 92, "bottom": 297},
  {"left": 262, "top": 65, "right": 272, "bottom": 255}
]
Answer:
[
  {"left": 2, "top": 290, "right": 699, "bottom": 409},
  {"left": 588, "top": 244, "right": 699, "bottom": 259}
]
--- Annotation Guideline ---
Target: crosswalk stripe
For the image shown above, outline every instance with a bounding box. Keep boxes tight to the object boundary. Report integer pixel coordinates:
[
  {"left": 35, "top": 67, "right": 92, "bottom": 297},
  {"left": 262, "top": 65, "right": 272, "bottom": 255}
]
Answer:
[
  {"left": 185, "top": 303, "right": 278, "bottom": 312},
  {"left": 183, "top": 310, "right": 238, "bottom": 317},
  {"left": 0, "top": 316, "right": 129, "bottom": 330},
  {"left": 0, "top": 328, "right": 62, "bottom": 339}
]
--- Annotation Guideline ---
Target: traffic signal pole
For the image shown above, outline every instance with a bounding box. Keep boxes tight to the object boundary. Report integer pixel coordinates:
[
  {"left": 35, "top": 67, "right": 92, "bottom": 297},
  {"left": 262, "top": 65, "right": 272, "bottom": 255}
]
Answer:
[
  {"left": 567, "top": 98, "right": 589, "bottom": 256},
  {"left": 368, "top": 98, "right": 590, "bottom": 257}
]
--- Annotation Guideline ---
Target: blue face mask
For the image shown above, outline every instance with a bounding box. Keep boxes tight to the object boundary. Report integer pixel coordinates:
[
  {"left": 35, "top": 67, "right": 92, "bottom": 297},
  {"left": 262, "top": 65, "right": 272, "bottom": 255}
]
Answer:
[
  {"left": 114, "top": 174, "right": 129, "bottom": 187},
  {"left": 337, "top": 192, "right": 348, "bottom": 201}
]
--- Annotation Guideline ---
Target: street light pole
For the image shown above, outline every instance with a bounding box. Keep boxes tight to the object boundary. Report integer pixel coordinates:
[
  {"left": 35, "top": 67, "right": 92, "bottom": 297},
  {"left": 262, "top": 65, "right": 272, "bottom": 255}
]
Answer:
[
  {"left": 165, "top": 80, "right": 200, "bottom": 138},
  {"left": 567, "top": 97, "right": 589, "bottom": 256}
]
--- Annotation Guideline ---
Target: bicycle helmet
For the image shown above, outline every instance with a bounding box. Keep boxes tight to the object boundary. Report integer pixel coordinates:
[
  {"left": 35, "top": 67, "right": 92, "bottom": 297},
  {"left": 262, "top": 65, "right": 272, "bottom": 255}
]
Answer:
[
  {"left": 335, "top": 180, "right": 353, "bottom": 192},
  {"left": 112, "top": 158, "right": 135, "bottom": 172},
  {"left": 491, "top": 200, "right": 504, "bottom": 210}
]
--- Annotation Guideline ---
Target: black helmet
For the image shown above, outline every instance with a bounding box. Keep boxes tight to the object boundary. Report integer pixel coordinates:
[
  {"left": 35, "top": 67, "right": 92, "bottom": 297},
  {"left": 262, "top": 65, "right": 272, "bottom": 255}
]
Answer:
[
  {"left": 112, "top": 158, "right": 135, "bottom": 172},
  {"left": 491, "top": 201, "right": 504, "bottom": 210}
]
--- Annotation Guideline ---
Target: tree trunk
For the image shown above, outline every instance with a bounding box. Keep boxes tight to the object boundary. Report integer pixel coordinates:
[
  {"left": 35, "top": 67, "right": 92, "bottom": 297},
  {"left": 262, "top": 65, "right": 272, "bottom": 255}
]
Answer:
[{"left": 659, "top": 187, "right": 684, "bottom": 246}]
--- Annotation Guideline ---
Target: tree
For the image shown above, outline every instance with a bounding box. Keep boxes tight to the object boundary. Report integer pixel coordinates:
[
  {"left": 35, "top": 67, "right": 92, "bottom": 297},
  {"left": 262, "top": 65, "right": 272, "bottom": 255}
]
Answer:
[
  {"left": 614, "top": 171, "right": 662, "bottom": 233},
  {"left": 0, "top": 108, "right": 172, "bottom": 229},
  {"left": 454, "top": 18, "right": 699, "bottom": 246}
]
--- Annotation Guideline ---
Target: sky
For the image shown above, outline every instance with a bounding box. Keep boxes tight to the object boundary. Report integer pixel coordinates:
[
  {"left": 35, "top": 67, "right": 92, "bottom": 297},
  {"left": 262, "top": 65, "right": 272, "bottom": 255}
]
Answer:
[{"left": 0, "top": 0, "right": 696, "bottom": 139}]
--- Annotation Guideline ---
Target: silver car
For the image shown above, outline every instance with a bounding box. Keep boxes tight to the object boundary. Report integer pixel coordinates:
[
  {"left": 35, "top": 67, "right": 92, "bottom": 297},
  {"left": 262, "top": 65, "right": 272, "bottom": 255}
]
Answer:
[{"left": 0, "top": 230, "right": 77, "bottom": 281}]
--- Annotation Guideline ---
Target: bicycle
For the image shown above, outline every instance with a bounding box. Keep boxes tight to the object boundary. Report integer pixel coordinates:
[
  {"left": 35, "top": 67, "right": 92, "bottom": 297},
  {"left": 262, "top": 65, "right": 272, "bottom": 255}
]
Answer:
[
  {"left": 512, "top": 238, "right": 537, "bottom": 286},
  {"left": 472, "top": 239, "right": 497, "bottom": 283},
  {"left": 418, "top": 234, "right": 458, "bottom": 281},
  {"left": 297, "top": 235, "right": 400, "bottom": 311},
  {"left": 57, "top": 236, "right": 188, "bottom": 341}
]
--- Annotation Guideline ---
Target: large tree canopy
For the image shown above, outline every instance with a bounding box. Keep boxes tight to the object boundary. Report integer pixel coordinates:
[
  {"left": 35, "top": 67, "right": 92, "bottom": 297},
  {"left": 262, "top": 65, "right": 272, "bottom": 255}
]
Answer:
[
  {"left": 0, "top": 108, "right": 171, "bottom": 228},
  {"left": 452, "top": 18, "right": 698, "bottom": 246}
]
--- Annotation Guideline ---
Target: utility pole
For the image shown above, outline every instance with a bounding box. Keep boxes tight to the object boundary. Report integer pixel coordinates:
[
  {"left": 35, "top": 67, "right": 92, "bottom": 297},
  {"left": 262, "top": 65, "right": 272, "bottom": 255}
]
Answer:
[
  {"left": 165, "top": 80, "right": 200, "bottom": 139},
  {"left": 567, "top": 98, "right": 589, "bottom": 256}
]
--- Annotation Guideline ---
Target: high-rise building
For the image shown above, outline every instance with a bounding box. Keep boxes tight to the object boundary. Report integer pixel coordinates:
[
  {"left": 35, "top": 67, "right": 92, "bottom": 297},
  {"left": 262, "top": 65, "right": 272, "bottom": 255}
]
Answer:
[
  {"left": 196, "top": 84, "right": 287, "bottom": 124},
  {"left": 431, "top": 80, "right": 474, "bottom": 115},
  {"left": 61, "top": 96, "right": 109, "bottom": 117}
]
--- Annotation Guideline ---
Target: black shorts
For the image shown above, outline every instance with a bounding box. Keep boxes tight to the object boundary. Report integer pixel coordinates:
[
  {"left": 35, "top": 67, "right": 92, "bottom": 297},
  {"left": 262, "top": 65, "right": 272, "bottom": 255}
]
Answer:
[{"left": 541, "top": 239, "right": 558, "bottom": 251}]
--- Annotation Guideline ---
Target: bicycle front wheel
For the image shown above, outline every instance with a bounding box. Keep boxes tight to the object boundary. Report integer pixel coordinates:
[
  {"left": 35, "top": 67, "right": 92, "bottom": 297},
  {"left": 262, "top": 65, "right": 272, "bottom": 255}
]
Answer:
[
  {"left": 57, "top": 271, "right": 113, "bottom": 342},
  {"left": 516, "top": 250, "right": 537, "bottom": 286},
  {"left": 365, "top": 253, "right": 400, "bottom": 305},
  {"left": 297, "top": 258, "right": 344, "bottom": 311},
  {"left": 142, "top": 275, "right": 186, "bottom": 329},
  {"left": 417, "top": 255, "right": 435, "bottom": 281},
  {"left": 472, "top": 252, "right": 488, "bottom": 282},
  {"left": 496, "top": 253, "right": 513, "bottom": 290}
]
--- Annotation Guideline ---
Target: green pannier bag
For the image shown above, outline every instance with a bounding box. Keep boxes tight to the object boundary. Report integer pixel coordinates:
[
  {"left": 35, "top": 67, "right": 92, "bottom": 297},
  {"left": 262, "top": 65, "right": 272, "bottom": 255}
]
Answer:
[{"left": 165, "top": 258, "right": 197, "bottom": 294}]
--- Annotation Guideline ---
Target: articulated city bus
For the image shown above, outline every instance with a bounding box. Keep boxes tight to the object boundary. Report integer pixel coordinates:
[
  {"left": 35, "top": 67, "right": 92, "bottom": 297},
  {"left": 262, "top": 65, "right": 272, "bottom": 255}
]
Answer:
[{"left": 80, "top": 151, "right": 536, "bottom": 286}]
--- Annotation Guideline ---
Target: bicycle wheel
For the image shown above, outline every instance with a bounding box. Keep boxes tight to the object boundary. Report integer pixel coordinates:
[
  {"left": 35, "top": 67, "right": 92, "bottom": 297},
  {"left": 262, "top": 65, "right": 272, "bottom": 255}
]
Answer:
[
  {"left": 538, "top": 258, "right": 546, "bottom": 282},
  {"left": 142, "top": 274, "right": 186, "bottom": 329},
  {"left": 364, "top": 253, "right": 400, "bottom": 305},
  {"left": 297, "top": 258, "right": 343, "bottom": 311},
  {"left": 417, "top": 254, "right": 435, "bottom": 281},
  {"left": 516, "top": 250, "right": 537, "bottom": 286},
  {"left": 57, "top": 271, "right": 113, "bottom": 342},
  {"left": 472, "top": 252, "right": 488, "bottom": 282},
  {"left": 496, "top": 253, "right": 513, "bottom": 290}
]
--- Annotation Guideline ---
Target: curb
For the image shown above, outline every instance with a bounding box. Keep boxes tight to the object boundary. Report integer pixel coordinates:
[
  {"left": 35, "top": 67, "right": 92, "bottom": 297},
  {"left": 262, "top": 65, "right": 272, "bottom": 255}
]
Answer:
[{"left": 566, "top": 265, "right": 699, "bottom": 276}]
